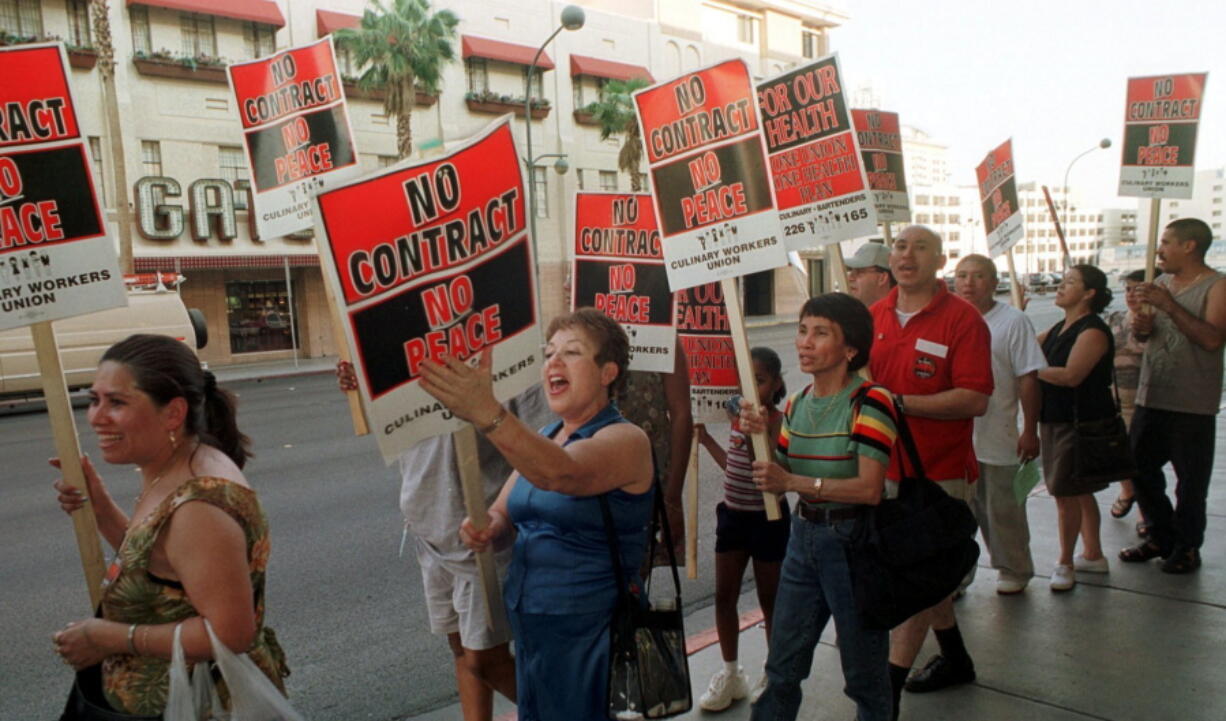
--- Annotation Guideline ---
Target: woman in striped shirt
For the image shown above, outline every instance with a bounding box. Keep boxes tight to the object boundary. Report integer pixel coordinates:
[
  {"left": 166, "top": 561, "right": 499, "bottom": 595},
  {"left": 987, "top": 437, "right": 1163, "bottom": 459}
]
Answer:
[
  {"left": 694, "top": 347, "right": 789, "bottom": 711},
  {"left": 742, "top": 293, "right": 899, "bottom": 721}
]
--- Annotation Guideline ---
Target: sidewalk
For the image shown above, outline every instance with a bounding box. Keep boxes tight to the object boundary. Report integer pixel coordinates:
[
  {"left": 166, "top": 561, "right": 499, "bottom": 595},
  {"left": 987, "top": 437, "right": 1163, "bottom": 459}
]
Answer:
[{"left": 410, "top": 454, "right": 1226, "bottom": 721}]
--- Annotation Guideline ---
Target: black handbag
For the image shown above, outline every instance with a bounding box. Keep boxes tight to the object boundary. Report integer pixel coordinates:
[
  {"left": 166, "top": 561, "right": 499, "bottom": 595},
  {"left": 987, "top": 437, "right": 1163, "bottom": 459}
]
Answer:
[
  {"left": 844, "top": 394, "right": 980, "bottom": 631},
  {"left": 600, "top": 477, "right": 692, "bottom": 720},
  {"left": 1072, "top": 369, "right": 1137, "bottom": 485},
  {"left": 61, "top": 665, "right": 163, "bottom": 721}
]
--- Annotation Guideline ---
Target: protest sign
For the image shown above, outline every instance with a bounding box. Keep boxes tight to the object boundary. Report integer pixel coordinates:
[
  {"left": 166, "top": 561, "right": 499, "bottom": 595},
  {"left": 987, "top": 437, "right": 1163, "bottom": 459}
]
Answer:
[
  {"left": 633, "top": 58, "right": 787, "bottom": 291},
  {"left": 0, "top": 44, "right": 126, "bottom": 331},
  {"left": 228, "top": 37, "right": 361, "bottom": 239},
  {"left": 1, "top": 43, "right": 128, "bottom": 606},
  {"left": 314, "top": 116, "right": 540, "bottom": 463},
  {"left": 756, "top": 54, "right": 877, "bottom": 248},
  {"left": 1118, "top": 73, "right": 1208, "bottom": 200},
  {"left": 675, "top": 281, "right": 737, "bottom": 423},
  {"left": 975, "top": 139, "right": 1024, "bottom": 257},
  {"left": 851, "top": 109, "right": 910, "bottom": 224},
  {"left": 572, "top": 192, "right": 674, "bottom": 372}
]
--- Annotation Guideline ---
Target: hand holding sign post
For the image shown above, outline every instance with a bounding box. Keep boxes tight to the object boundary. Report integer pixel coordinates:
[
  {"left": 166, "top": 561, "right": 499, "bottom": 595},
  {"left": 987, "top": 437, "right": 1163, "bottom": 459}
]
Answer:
[
  {"left": 635, "top": 59, "right": 788, "bottom": 519},
  {"left": 1, "top": 43, "right": 128, "bottom": 608}
]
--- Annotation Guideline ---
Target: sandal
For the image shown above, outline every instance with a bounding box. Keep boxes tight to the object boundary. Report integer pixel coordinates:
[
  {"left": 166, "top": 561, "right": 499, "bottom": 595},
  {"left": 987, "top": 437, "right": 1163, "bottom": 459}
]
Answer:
[
  {"left": 1110, "top": 495, "right": 1136, "bottom": 519},
  {"left": 1119, "top": 540, "right": 1169, "bottom": 563},
  {"left": 1161, "top": 547, "right": 1202, "bottom": 574}
]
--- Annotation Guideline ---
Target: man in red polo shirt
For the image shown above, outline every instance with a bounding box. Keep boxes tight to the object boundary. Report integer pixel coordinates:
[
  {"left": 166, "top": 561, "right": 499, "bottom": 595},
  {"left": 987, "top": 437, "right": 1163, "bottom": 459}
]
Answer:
[{"left": 868, "top": 225, "right": 993, "bottom": 719}]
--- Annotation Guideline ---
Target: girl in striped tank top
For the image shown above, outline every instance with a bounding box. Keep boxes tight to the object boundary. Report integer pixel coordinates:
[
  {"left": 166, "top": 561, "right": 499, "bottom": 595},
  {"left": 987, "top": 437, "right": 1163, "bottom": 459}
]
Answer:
[{"left": 694, "top": 347, "right": 790, "bottom": 711}]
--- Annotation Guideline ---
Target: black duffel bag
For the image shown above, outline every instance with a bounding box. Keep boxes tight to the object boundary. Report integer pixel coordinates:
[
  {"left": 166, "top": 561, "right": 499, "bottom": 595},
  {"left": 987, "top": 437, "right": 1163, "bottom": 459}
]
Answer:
[{"left": 845, "top": 396, "right": 980, "bottom": 631}]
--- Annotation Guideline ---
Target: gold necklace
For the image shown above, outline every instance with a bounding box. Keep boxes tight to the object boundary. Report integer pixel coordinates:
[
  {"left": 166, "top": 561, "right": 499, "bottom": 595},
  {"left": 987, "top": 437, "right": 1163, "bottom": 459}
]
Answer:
[
  {"left": 134, "top": 471, "right": 166, "bottom": 506},
  {"left": 804, "top": 387, "right": 843, "bottom": 430}
]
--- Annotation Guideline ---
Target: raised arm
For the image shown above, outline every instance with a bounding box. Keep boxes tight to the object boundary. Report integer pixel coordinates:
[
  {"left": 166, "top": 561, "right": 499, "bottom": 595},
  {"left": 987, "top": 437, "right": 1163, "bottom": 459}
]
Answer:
[{"left": 1139, "top": 278, "right": 1226, "bottom": 352}]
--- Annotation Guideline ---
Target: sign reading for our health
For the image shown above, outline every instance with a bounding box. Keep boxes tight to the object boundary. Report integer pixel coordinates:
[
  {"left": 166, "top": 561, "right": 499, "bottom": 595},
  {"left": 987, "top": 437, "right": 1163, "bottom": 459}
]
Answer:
[
  {"left": 975, "top": 139, "right": 1024, "bottom": 257},
  {"left": 851, "top": 109, "right": 910, "bottom": 223},
  {"left": 228, "top": 37, "right": 361, "bottom": 239},
  {"left": 1117, "top": 72, "right": 1209, "bottom": 199},
  {"left": 572, "top": 192, "right": 675, "bottom": 373},
  {"left": 676, "top": 281, "right": 738, "bottom": 423},
  {"left": 0, "top": 43, "right": 125, "bottom": 330},
  {"left": 633, "top": 58, "right": 787, "bottom": 291},
  {"left": 313, "top": 118, "right": 540, "bottom": 462},
  {"left": 756, "top": 54, "right": 877, "bottom": 247}
]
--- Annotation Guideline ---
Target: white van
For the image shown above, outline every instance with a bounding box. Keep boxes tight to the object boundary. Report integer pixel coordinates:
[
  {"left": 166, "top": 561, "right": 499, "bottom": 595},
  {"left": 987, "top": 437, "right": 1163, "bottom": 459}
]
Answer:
[{"left": 0, "top": 274, "right": 207, "bottom": 399}]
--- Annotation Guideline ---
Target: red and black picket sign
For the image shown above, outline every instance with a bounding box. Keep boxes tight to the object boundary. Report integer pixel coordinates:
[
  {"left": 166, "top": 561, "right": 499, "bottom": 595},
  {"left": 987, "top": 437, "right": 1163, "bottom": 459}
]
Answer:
[
  {"left": 0, "top": 45, "right": 81, "bottom": 149},
  {"left": 0, "top": 144, "right": 103, "bottom": 249}
]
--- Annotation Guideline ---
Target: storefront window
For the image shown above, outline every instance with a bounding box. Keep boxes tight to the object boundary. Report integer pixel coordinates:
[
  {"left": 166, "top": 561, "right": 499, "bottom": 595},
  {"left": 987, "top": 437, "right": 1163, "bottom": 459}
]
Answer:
[{"left": 226, "top": 280, "right": 296, "bottom": 354}]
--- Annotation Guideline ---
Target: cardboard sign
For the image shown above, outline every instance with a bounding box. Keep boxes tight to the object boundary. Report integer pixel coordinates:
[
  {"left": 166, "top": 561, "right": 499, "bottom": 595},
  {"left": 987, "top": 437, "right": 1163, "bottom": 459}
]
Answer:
[
  {"left": 851, "top": 109, "right": 910, "bottom": 223},
  {"left": 228, "top": 37, "right": 361, "bottom": 239},
  {"left": 633, "top": 59, "right": 787, "bottom": 291},
  {"left": 675, "top": 281, "right": 737, "bottom": 423},
  {"left": 0, "top": 44, "right": 124, "bottom": 331},
  {"left": 975, "top": 139, "right": 1024, "bottom": 257},
  {"left": 1118, "top": 73, "right": 1209, "bottom": 199},
  {"left": 756, "top": 54, "right": 878, "bottom": 248},
  {"left": 314, "top": 118, "right": 541, "bottom": 462},
  {"left": 572, "top": 192, "right": 675, "bottom": 372}
]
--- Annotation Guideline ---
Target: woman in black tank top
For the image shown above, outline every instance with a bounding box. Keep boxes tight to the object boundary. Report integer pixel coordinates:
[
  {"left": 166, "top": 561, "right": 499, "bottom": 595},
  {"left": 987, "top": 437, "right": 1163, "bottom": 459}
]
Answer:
[{"left": 1037, "top": 265, "right": 1115, "bottom": 592}]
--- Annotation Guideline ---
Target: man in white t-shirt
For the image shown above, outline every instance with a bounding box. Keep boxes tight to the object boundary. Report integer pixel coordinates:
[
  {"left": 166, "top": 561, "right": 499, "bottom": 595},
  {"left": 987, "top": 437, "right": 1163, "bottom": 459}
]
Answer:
[{"left": 954, "top": 255, "right": 1046, "bottom": 594}]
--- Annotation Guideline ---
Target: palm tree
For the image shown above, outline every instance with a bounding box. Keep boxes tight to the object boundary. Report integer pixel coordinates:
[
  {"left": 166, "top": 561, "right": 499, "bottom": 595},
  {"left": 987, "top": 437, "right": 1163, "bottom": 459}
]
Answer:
[
  {"left": 585, "top": 77, "right": 651, "bottom": 192},
  {"left": 90, "top": 0, "right": 134, "bottom": 273},
  {"left": 335, "top": 0, "right": 459, "bottom": 159}
]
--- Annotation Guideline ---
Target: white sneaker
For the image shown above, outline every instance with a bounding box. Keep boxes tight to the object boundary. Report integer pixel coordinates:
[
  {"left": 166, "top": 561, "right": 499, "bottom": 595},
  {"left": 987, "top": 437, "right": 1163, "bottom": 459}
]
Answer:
[
  {"left": 699, "top": 667, "right": 750, "bottom": 711},
  {"left": 995, "top": 574, "right": 1028, "bottom": 595},
  {"left": 1074, "top": 555, "right": 1110, "bottom": 573},
  {"left": 748, "top": 672, "right": 768, "bottom": 704},
  {"left": 1050, "top": 564, "right": 1075, "bottom": 592}
]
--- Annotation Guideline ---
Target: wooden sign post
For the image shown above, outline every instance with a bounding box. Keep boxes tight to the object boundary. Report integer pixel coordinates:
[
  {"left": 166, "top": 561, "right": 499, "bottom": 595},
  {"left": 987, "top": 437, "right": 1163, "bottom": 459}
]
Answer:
[
  {"left": 452, "top": 425, "right": 504, "bottom": 626},
  {"left": 33, "top": 323, "right": 107, "bottom": 607},
  {"left": 1005, "top": 250, "right": 1024, "bottom": 309},
  {"left": 1144, "top": 198, "right": 1162, "bottom": 283},
  {"left": 720, "top": 277, "right": 782, "bottom": 520},
  {"left": 685, "top": 434, "right": 699, "bottom": 579}
]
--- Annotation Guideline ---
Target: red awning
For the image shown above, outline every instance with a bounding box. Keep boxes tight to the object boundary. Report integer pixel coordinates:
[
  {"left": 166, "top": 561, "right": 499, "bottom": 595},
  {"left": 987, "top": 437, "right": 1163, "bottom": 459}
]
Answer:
[
  {"left": 127, "top": 0, "right": 285, "bottom": 28},
  {"left": 461, "top": 35, "right": 554, "bottom": 70},
  {"left": 570, "top": 54, "right": 653, "bottom": 83},
  {"left": 316, "top": 9, "right": 359, "bottom": 37}
]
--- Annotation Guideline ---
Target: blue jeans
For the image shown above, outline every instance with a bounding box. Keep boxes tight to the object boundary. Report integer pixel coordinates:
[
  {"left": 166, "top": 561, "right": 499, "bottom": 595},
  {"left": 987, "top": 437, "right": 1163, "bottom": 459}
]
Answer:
[{"left": 750, "top": 516, "right": 891, "bottom": 721}]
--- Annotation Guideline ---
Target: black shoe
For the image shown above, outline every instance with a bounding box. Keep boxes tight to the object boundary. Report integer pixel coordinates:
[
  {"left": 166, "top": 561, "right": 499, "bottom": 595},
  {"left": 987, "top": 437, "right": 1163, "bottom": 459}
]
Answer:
[
  {"left": 904, "top": 654, "right": 976, "bottom": 693},
  {"left": 1161, "top": 547, "right": 1201, "bottom": 574}
]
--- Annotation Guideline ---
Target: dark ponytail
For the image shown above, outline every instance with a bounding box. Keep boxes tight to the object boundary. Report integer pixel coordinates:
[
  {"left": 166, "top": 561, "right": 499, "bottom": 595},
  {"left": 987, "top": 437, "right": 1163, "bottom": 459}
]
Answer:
[{"left": 101, "top": 334, "right": 252, "bottom": 468}]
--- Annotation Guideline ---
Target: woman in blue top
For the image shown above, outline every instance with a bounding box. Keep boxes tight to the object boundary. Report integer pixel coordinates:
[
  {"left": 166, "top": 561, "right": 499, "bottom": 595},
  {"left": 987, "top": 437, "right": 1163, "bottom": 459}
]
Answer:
[{"left": 422, "top": 308, "right": 655, "bottom": 721}]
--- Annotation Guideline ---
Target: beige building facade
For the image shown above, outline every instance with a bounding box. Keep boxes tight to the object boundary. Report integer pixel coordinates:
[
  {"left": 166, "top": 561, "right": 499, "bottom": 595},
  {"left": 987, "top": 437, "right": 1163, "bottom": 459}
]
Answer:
[{"left": 4, "top": 0, "right": 846, "bottom": 367}]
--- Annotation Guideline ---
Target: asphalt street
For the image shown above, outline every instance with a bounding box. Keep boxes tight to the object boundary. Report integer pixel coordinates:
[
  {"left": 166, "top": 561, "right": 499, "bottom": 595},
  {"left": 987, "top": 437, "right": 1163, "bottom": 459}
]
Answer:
[{"left": 0, "top": 293, "right": 1065, "bottom": 721}]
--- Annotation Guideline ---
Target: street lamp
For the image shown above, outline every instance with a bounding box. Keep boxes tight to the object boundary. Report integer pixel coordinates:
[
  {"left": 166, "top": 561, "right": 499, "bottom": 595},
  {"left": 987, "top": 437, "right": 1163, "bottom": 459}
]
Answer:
[
  {"left": 1062, "top": 137, "right": 1112, "bottom": 234},
  {"left": 525, "top": 5, "right": 584, "bottom": 248}
]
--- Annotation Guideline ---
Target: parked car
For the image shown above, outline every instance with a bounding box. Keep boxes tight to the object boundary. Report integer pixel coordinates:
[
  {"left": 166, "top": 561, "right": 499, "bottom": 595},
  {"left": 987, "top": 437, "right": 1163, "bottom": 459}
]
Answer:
[
  {"left": 996, "top": 271, "right": 1013, "bottom": 295},
  {"left": 0, "top": 275, "right": 206, "bottom": 400}
]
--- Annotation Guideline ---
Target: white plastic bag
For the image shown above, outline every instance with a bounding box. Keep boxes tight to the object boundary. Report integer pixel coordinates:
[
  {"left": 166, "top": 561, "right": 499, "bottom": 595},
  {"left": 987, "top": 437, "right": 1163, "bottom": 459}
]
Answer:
[
  {"left": 204, "top": 619, "right": 305, "bottom": 721},
  {"left": 166, "top": 619, "right": 305, "bottom": 721},
  {"left": 166, "top": 622, "right": 224, "bottom": 721}
]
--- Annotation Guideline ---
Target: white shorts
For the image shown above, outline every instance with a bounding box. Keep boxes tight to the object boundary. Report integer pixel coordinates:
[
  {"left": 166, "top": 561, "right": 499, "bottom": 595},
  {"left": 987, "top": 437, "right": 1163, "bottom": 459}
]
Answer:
[{"left": 416, "top": 539, "right": 513, "bottom": 651}]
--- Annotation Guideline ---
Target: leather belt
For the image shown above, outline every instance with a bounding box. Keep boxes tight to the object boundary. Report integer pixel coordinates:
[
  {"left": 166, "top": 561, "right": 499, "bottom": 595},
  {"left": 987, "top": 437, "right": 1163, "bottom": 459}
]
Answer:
[{"left": 796, "top": 504, "right": 861, "bottom": 524}]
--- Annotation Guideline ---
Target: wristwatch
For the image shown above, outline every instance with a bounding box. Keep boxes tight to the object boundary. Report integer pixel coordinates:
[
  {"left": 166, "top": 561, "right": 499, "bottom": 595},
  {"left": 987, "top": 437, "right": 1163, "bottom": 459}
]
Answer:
[{"left": 812, "top": 477, "right": 824, "bottom": 499}]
